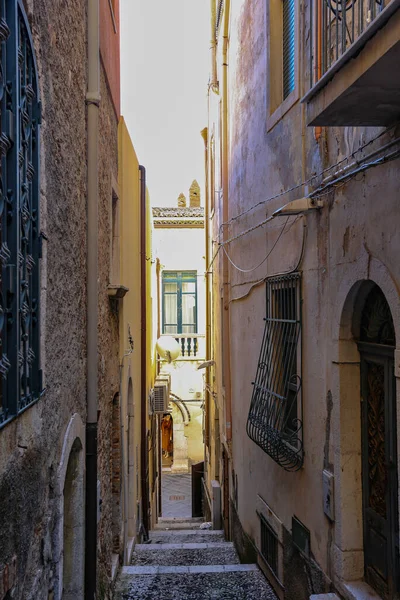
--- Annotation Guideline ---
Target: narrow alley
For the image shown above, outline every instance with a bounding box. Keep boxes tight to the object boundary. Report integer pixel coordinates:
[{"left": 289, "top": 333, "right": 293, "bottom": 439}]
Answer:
[
  {"left": 1, "top": 1, "right": 400, "bottom": 600},
  {"left": 115, "top": 518, "right": 276, "bottom": 600}
]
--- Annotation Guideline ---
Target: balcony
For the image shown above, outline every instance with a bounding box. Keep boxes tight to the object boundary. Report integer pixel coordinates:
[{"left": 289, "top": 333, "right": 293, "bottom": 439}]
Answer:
[
  {"left": 159, "top": 334, "right": 206, "bottom": 361},
  {"left": 303, "top": 0, "right": 400, "bottom": 126}
]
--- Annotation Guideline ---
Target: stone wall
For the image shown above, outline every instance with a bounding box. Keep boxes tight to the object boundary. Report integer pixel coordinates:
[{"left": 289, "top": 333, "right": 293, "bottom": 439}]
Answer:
[
  {"left": 0, "top": 2, "right": 121, "bottom": 600},
  {"left": 0, "top": 1, "right": 88, "bottom": 598},
  {"left": 96, "top": 64, "right": 120, "bottom": 599}
]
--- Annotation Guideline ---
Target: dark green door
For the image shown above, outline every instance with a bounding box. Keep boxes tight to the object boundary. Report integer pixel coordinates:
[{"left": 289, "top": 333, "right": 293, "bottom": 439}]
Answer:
[{"left": 360, "top": 343, "right": 399, "bottom": 599}]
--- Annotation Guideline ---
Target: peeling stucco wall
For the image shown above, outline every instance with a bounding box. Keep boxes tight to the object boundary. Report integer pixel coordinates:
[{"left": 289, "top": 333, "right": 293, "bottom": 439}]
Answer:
[{"left": 208, "top": 0, "right": 400, "bottom": 597}]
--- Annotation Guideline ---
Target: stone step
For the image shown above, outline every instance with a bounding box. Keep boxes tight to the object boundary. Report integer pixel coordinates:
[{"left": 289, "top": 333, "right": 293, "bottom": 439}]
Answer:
[
  {"left": 148, "top": 529, "right": 226, "bottom": 544},
  {"left": 132, "top": 542, "right": 239, "bottom": 566},
  {"left": 154, "top": 517, "right": 206, "bottom": 530},
  {"left": 115, "top": 568, "right": 277, "bottom": 600}
]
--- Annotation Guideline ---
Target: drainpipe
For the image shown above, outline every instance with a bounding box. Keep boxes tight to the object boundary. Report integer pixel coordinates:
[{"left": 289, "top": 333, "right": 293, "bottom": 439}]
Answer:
[
  {"left": 201, "top": 126, "right": 210, "bottom": 448},
  {"left": 221, "top": 0, "right": 232, "bottom": 446},
  {"left": 210, "top": 0, "right": 219, "bottom": 93},
  {"left": 120, "top": 350, "right": 132, "bottom": 564},
  {"left": 85, "top": 0, "right": 100, "bottom": 597},
  {"left": 139, "top": 165, "right": 149, "bottom": 537}
]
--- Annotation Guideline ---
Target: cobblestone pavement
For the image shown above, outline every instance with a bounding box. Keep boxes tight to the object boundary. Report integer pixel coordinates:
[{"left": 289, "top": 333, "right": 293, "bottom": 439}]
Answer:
[{"left": 114, "top": 519, "right": 277, "bottom": 600}]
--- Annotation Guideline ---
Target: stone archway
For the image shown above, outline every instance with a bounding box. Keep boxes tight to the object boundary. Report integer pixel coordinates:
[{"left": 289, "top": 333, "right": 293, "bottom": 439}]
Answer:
[
  {"left": 63, "top": 437, "right": 84, "bottom": 600},
  {"left": 171, "top": 403, "right": 189, "bottom": 473},
  {"left": 54, "top": 413, "right": 85, "bottom": 600},
  {"left": 331, "top": 264, "right": 400, "bottom": 596},
  {"left": 111, "top": 393, "right": 122, "bottom": 554}
]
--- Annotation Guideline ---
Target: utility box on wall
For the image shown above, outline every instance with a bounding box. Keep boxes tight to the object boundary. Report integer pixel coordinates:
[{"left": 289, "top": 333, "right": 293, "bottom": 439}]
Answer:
[{"left": 322, "top": 470, "right": 335, "bottom": 522}]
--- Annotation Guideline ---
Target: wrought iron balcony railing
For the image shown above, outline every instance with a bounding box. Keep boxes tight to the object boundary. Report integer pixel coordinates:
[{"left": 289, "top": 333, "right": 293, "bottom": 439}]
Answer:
[{"left": 311, "top": 0, "right": 394, "bottom": 84}]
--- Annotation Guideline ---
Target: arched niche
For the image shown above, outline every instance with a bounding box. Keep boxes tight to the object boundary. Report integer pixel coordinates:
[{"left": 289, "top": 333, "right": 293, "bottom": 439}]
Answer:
[
  {"left": 54, "top": 413, "right": 85, "bottom": 600},
  {"left": 331, "top": 266, "right": 400, "bottom": 594}
]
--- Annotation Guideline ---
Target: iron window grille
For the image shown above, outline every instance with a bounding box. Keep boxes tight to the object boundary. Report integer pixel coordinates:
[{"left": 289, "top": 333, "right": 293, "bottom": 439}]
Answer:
[
  {"left": 162, "top": 271, "right": 197, "bottom": 335},
  {"left": 247, "top": 273, "right": 303, "bottom": 471},
  {"left": 283, "top": 0, "right": 296, "bottom": 99},
  {"left": 0, "top": 1, "right": 41, "bottom": 428},
  {"left": 259, "top": 513, "right": 279, "bottom": 576}
]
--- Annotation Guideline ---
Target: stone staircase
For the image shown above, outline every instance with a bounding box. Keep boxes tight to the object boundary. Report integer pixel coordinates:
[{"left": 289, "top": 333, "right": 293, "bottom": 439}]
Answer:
[{"left": 114, "top": 519, "right": 277, "bottom": 600}]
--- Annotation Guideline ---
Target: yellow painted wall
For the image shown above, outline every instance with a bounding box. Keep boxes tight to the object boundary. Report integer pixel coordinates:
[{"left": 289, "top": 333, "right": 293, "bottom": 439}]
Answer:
[{"left": 118, "top": 117, "right": 155, "bottom": 547}]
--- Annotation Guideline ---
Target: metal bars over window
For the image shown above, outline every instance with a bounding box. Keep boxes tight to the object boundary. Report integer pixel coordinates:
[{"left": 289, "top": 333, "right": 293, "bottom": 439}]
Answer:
[
  {"left": 246, "top": 273, "right": 303, "bottom": 471},
  {"left": 0, "top": 1, "right": 41, "bottom": 428},
  {"left": 283, "top": 0, "right": 296, "bottom": 99},
  {"left": 311, "top": 0, "right": 391, "bottom": 84},
  {"left": 259, "top": 514, "right": 278, "bottom": 576}
]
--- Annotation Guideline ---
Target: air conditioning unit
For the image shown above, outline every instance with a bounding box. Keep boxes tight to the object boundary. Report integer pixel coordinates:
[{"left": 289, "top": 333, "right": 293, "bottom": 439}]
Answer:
[
  {"left": 156, "top": 373, "right": 171, "bottom": 400},
  {"left": 148, "top": 389, "right": 155, "bottom": 416},
  {"left": 153, "top": 382, "right": 169, "bottom": 414}
]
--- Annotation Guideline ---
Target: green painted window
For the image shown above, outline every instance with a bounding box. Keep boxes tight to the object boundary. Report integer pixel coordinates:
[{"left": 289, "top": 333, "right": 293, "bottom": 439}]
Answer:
[
  {"left": 162, "top": 272, "right": 197, "bottom": 335},
  {"left": 283, "top": 0, "right": 295, "bottom": 99}
]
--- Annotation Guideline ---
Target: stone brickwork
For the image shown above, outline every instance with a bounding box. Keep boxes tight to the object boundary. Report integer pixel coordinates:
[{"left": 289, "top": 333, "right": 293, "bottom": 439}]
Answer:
[
  {"left": 96, "top": 62, "right": 120, "bottom": 599},
  {"left": 0, "top": 2, "right": 120, "bottom": 600}
]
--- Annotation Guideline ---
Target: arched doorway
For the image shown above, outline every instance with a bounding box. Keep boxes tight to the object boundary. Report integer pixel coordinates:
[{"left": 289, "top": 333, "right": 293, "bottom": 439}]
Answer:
[
  {"left": 63, "top": 437, "right": 84, "bottom": 600},
  {"left": 161, "top": 412, "right": 173, "bottom": 467},
  {"left": 111, "top": 392, "right": 122, "bottom": 554},
  {"left": 357, "top": 284, "right": 399, "bottom": 598}
]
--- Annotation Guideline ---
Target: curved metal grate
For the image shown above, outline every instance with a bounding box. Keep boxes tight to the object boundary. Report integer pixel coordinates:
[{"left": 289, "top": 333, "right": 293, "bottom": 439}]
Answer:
[
  {"left": 246, "top": 273, "right": 303, "bottom": 471},
  {"left": 0, "top": 1, "right": 41, "bottom": 427}
]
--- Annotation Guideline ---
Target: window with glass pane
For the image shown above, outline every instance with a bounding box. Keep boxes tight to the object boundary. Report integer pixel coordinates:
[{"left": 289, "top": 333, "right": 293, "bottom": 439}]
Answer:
[
  {"left": 0, "top": 1, "right": 41, "bottom": 428},
  {"left": 162, "top": 272, "right": 197, "bottom": 334}
]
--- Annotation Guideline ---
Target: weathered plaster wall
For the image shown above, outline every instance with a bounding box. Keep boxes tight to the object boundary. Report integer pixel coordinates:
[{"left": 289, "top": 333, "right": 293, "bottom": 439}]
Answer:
[{"left": 208, "top": 0, "right": 400, "bottom": 597}]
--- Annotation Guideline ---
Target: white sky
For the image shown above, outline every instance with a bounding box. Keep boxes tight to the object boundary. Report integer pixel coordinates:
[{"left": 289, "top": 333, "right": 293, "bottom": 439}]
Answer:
[{"left": 121, "top": 0, "right": 210, "bottom": 207}]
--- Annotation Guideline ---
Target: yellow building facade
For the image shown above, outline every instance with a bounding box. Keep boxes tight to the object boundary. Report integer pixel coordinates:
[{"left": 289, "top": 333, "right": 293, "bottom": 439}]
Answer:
[{"left": 117, "top": 118, "right": 156, "bottom": 561}]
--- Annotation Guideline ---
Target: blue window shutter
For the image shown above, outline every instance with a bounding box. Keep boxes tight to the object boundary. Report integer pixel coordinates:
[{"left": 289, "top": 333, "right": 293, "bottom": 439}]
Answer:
[{"left": 283, "top": 0, "right": 295, "bottom": 99}]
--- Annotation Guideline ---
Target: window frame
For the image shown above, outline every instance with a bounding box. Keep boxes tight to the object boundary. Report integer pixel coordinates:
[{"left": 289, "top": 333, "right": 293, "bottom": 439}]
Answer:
[
  {"left": 0, "top": 0, "right": 42, "bottom": 429},
  {"left": 267, "top": 0, "right": 300, "bottom": 131},
  {"left": 162, "top": 271, "right": 198, "bottom": 335}
]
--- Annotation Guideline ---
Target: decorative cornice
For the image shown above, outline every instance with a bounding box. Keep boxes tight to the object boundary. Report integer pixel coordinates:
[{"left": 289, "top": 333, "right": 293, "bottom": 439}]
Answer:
[{"left": 152, "top": 206, "right": 204, "bottom": 229}]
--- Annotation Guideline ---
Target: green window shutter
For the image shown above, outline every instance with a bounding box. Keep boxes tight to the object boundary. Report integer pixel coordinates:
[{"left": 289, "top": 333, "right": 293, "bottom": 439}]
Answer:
[{"left": 283, "top": 0, "right": 295, "bottom": 100}]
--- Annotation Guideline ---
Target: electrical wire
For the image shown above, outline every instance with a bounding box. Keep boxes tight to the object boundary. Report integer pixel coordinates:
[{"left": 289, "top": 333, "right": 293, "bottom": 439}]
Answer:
[
  {"left": 221, "top": 217, "right": 289, "bottom": 273},
  {"left": 230, "top": 217, "right": 307, "bottom": 303},
  {"left": 217, "top": 146, "right": 400, "bottom": 249},
  {"left": 217, "top": 123, "right": 399, "bottom": 235}
]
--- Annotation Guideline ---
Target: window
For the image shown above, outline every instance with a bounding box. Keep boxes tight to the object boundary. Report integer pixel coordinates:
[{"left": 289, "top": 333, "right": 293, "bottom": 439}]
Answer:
[
  {"left": 110, "top": 190, "right": 120, "bottom": 284},
  {"left": 260, "top": 513, "right": 278, "bottom": 575},
  {"left": 162, "top": 272, "right": 197, "bottom": 335},
  {"left": 246, "top": 274, "right": 303, "bottom": 471},
  {"left": 267, "top": 0, "right": 298, "bottom": 129},
  {"left": 0, "top": 1, "right": 41, "bottom": 427},
  {"left": 282, "top": 0, "right": 295, "bottom": 99}
]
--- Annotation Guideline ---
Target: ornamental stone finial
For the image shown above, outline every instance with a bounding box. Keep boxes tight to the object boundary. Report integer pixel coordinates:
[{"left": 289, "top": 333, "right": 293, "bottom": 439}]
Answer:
[
  {"left": 177, "top": 193, "right": 187, "bottom": 207},
  {"left": 189, "top": 180, "right": 200, "bottom": 207}
]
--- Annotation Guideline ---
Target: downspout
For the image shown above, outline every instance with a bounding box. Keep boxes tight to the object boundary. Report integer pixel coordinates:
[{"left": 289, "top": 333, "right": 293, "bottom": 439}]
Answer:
[
  {"left": 139, "top": 165, "right": 149, "bottom": 537},
  {"left": 85, "top": 0, "right": 100, "bottom": 597},
  {"left": 120, "top": 350, "right": 132, "bottom": 565},
  {"left": 201, "top": 126, "right": 210, "bottom": 448},
  {"left": 210, "top": 0, "right": 219, "bottom": 93},
  {"left": 222, "top": 0, "right": 232, "bottom": 445}
]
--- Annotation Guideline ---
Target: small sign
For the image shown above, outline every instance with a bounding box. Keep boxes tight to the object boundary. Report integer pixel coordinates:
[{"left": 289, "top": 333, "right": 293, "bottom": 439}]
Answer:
[{"left": 169, "top": 495, "right": 185, "bottom": 501}]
